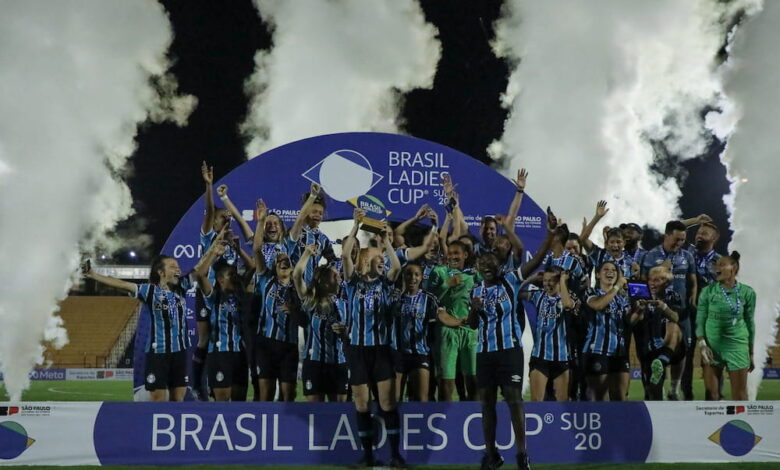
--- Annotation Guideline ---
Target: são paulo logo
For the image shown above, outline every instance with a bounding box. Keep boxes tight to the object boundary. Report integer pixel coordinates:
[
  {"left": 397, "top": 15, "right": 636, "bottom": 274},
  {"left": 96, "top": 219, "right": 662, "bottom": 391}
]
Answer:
[
  {"left": 708, "top": 419, "right": 762, "bottom": 456},
  {"left": 302, "top": 149, "right": 383, "bottom": 202},
  {"left": 0, "top": 421, "right": 35, "bottom": 460}
]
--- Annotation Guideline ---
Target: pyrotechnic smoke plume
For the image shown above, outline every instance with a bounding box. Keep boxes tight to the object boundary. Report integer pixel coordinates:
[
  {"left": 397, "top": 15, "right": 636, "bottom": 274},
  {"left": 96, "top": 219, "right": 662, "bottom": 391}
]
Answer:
[
  {"left": 242, "top": 0, "right": 441, "bottom": 157},
  {"left": 0, "top": 0, "right": 196, "bottom": 400},
  {"left": 491, "top": 0, "right": 755, "bottom": 230},
  {"left": 710, "top": 0, "right": 779, "bottom": 399}
]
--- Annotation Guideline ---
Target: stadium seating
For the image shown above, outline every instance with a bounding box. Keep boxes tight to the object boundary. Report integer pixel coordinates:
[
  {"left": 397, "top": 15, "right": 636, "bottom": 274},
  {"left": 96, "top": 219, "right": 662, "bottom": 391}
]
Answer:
[{"left": 45, "top": 297, "right": 138, "bottom": 368}]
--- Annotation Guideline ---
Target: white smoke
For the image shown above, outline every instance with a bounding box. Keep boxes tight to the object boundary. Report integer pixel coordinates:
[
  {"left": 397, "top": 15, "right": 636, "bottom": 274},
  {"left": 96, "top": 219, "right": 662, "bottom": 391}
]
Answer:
[
  {"left": 491, "top": 0, "right": 756, "bottom": 230},
  {"left": 710, "top": 0, "right": 779, "bottom": 399},
  {"left": 0, "top": 1, "right": 196, "bottom": 400},
  {"left": 242, "top": 0, "right": 441, "bottom": 157}
]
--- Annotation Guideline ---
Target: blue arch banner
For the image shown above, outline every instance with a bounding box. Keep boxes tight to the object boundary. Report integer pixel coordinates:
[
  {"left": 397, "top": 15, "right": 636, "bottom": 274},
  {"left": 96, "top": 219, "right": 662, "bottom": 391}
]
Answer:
[{"left": 133, "top": 133, "right": 548, "bottom": 394}]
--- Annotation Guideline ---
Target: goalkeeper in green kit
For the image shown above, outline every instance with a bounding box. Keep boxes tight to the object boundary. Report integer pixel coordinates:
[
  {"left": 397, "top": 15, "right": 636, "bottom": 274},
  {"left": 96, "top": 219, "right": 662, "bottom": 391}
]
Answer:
[
  {"left": 696, "top": 251, "right": 756, "bottom": 401},
  {"left": 429, "top": 239, "right": 481, "bottom": 401}
]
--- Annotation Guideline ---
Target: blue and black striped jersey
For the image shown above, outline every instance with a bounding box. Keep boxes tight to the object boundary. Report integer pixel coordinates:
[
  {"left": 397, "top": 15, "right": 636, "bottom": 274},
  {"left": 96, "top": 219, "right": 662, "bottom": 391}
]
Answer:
[
  {"left": 542, "top": 250, "right": 587, "bottom": 295},
  {"left": 203, "top": 288, "right": 243, "bottom": 353},
  {"left": 471, "top": 270, "right": 524, "bottom": 353},
  {"left": 200, "top": 229, "right": 238, "bottom": 284},
  {"left": 583, "top": 288, "right": 631, "bottom": 357},
  {"left": 391, "top": 290, "right": 438, "bottom": 355},
  {"left": 344, "top": 274, "right": 393, "bottom": 347},
  {"left": 301, "top": 296, "right": 347, "bottom": 364},
  {"left": 136, "top": 278, "right": 191, "bottom": 354},
  {"left": 528, "top": 287, "right": 570, "bottom": 361},
  {"left": 287, "top": 227, "right": 336, "bottom": 284},
  {"left": 641, "top": 245, "right": 695, "bottom": 310},
  {"left": 684, "top": 245, "right": 720, "bottom": 287},
  {"left": 259, "top": 241, "right": 290, "bottom": 269},
  {"left": 588, "top": 246, "right": 635, "bottom": 280},
  {"left": 253, "top": 272, "right": 299, "bottom": 344}
]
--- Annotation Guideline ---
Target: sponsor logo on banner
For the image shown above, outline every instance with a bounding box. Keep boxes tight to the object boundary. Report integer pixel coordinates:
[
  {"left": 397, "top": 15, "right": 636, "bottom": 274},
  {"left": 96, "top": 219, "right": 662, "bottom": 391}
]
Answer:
[
  {"left": 763, "top": 367, "right": 780, "bottom": 379},
  {"left": 697, "top": 403, "right": 774, "bottom": 417},
  {"left": 0, "top": 369, "right": 67, "bottom": 381},
  {"left": 302, "top": 149, "right": 383, "bottom": 203},
  {"left": 92, "top": 402, "right": 652, "bottom": 465},
  {"left": 708, "top": 420, "right": 762, "bottom": 457},
  {"left": 0, "top": 422, "right": 35, "bottom": 460},
  {"left": 0, "top": 407, "right": 19, "bottom": 416}
]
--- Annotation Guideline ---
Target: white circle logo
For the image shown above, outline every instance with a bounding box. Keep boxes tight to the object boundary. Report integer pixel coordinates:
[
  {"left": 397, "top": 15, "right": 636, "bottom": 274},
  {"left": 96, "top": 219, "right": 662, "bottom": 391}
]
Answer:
[
  {"left": 302, "top": 149, "right": 383, "bottom": 202},
  {"left": 146, "top": 373, "right": 156, "bottom": 384},
  {"left": 216, "top": 371, "right": 224, "bottom": 382}
]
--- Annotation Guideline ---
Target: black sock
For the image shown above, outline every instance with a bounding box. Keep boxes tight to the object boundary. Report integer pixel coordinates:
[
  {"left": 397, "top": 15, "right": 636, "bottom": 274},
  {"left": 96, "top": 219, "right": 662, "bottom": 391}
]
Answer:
[
  {"left": 658, "top": 347, "right": 673, "bottom": 366},
  {"left": 356, "top": 411, "right": 374, "bottom": 458},
  {"left": 192, "top": 347, "right": 208, "bottom": 396},
  {"left": 382, "top": 409, "right": 401, "bottom": 458}
]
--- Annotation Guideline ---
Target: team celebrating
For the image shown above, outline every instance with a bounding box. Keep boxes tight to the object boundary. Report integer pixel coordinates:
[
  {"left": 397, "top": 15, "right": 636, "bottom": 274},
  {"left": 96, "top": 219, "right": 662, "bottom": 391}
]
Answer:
[{"left": 83, "top": 162, "right": 757, "bottom": 469}]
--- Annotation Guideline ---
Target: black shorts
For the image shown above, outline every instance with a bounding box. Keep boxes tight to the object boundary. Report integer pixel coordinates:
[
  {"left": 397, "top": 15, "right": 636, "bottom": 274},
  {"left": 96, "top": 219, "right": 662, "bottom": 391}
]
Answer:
[
  {"left": 302, "top": 360, "right": 349, "bottom": 396},
  {"left": 529, "top": 357, "right": 570, "bottom": 380},
  {"left": 207, "top": 351, "right": 249, "bottom": 388},
  {"left": 583, "top": 353, "right": 630, "bottom": 376},
  {"left": 346, "top": 345, "right": 395, "bottom": 386},
  {"left": 144, "top": 351, "right": 188, "bottom": 391},
  {"left": 395, "top": 353, "right": 432, "bottom": 374},
  {"left": 476, "top": 347, "right": 524, "bottom": 389},
  {"left": 255, "top": 336, "right": 298, "bottom": 382},
  {"left": 195, "top": 289, "right": 210, "bottom": 323}
]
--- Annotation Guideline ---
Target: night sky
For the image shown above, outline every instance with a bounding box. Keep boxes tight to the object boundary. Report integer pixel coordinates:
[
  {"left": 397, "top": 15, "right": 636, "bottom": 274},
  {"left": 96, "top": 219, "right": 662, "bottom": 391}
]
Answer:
[{"left": 124, "top": 0, "right": 732, "bottom": 260}]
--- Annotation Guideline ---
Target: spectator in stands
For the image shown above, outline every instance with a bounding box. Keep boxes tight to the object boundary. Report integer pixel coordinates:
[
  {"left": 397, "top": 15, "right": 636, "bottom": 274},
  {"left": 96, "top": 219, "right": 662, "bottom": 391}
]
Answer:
[
  {"left": 641, "top": 220, "right": 697, "bottom": 400},
  {"left": 82, "top": 255, "right": 195, "bottom": 402},
  {"left": 697, "top": 252, "right": 756, "bottom": 401},
  {"left": 193, "top": 234, "right": 248, "bottom": 401}
]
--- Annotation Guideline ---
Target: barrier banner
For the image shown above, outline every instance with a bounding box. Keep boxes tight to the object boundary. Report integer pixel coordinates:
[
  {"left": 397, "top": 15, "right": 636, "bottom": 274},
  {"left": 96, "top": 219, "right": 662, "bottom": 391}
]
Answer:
[
  {"left": 65, "top": 369, "right": 133, "bottom": 381},
  {"left": 2, "top": 401, "right": 778, "bottom": 466},
  {"left": 0, "top": 370, "right": 66, "bottom": 382}
]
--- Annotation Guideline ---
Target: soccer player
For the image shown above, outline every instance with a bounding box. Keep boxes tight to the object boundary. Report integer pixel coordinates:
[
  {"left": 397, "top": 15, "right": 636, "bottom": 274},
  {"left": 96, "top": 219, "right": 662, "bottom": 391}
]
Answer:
[
  {"left": 288, "top": 182, "right": 336, "bottom": 284},
  {"left": 341, "top": 210, "right": 405, "bottom": 468},
  {"left": 641, "top": 220, "right": 697, "bottom": 400},
  {"left": 82, "top": 256, "right": 193, "bottom": 402},
  {"left": 193, "top": 237, "right": 248, "bottom": 401},
  {"left": 252, "top": 200, "right": 300, "bottom": 402},
  {"left": 468, "top": 253, "right": 530, "bottom": 470},
  {"left": 580, "top": 201, "right": 639, "bottom": 281},
  {"left": 525, "top": 267, "right": 575, "bottom": 402},
  {"left": 630, "top": 266, "right": 684, "bottom": 401},
  {"left": 428, "top": 240, "right": 480, "bottom": 401},
  {"left": 583, "top": 262, "right": 631, "bottom": 401},
  {"left": 696, "top": 253, "right": 756, "bottom": 401},
  {"left": 293, "top": 245, "right": 349, "bottom": 403},
  {"left": 392, "top": 263, "right": 465, "bottom": 402},
  {"left": 681, "top": 220, "right": 721, "bottom": 399}
]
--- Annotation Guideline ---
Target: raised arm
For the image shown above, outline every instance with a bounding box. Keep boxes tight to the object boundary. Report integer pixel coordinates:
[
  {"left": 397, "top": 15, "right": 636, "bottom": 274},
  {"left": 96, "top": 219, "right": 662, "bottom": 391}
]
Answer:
[
  {"left": 81, "top": 260, "right": 138, "bottom": 294},
  {"left": 559, "top": 272, "right": 575, "bottom": 309},
  {"left": 342, "top": 208, "right": 364, "bottom": 280},
  {"left": 579, "top": 200, "right": 609, "bottom": 252},
  {"left": 504, "top": 168, "right": 527, "bottom": 232},
  {"left": 395, "top": 204, "right": 429, "bottom": 249},
  {"left": 382, "top": 225, "right": 402, "bottom": 282},
  {"left": 252, "top": 199, "right": 269, "bottom": 275},
  {"left": 681, "top": 213, "right": 713, "bottom": 228},
  {"left": 193, "top": 234, "right": 227, "bottom": 297},
  {"left": 201, "top": 161, "right": 215, "bottom": 234},
  {"left": 293, "top": 244, "right": 316, "bottom": 298},
  {"left": 290, "top": 182, "right": 321, "bottom": 241},
  {"left": 216, "top": 184, "right": 253, "bottom": 242},
  {"left": 586, "top": 272, "right": 626, "bottom": 311},
  {"left": 406, "top": 228, "right": 437, "bottom": 262},
  {"left": 520, "top": 209, "right": 557, "bottom": 278}
]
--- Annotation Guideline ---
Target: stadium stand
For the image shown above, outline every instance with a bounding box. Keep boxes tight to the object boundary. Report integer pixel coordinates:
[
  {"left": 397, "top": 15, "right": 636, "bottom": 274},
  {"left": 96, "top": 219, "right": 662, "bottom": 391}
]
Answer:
[{"left": 45, "top": 297, "right": 138, "bottom": 368}]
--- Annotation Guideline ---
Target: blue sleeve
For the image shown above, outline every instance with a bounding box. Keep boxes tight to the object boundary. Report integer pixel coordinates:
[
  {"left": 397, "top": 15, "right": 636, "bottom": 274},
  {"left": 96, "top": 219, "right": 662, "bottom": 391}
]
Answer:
[
  {"left": 588, "top": 245, "right": 603, "bottom": 268},
  {"left": 686, "top": 251, "right": 696, "bottom": 276},
  {"left": 200, "top": 229, "right": 216, "bottom": 251},
  {"left": 253, "top": 272, "right": 272, "bottom": 297},
  {"left": 135, "top": 283, "right": 151, "bottom": 302},
  {"left": 641, "top": 249, "right": 656, "bottom": 276},
  {"left": 202, "top": 289, "right": 216, "bottom": 312}
]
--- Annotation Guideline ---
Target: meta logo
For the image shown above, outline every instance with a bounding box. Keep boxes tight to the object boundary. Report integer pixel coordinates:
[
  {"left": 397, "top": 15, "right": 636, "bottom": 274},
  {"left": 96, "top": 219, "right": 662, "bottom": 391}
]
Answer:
[
  {"left": 0, "top": 422, "right": 35, "bottom": 460},
  {"left": 708, "top": 420, "right": 762, "bottom": 457}
]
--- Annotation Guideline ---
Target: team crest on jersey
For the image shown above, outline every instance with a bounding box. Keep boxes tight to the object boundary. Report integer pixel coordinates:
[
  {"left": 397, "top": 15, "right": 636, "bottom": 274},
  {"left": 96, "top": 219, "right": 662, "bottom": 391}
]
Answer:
[
  {"left": 510, "top": 375, "right": 521, "bottom": 383},
  {"left": 146, "top": 373, "right": 156, "bottom": 384},
  {"left": 306, "top": 380, "right": 312, "bottom": 390},
  {"left": 216, "top": 371, "right": 224, "bottom": 382}
]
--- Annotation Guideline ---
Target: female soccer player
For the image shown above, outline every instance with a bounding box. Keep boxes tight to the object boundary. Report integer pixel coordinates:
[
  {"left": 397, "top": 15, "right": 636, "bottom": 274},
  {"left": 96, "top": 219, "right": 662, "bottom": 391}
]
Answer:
[
  {"left": 289, "top": 182, "right": 336, "bottom": 284},
  {"left": 392, "top": 263, "right": 465, "bottom": 402},
  {"left": 525, "top": 267, "right": 575, "bottom": 402},
  {"left": 293, "top": 245, "right": 350, "bottom": 403},
  {"left": 252, "top": 200, "right": 300, "bottom": 402},
  {"left": 629, "top": 265, "right": 683, "bottom": 400},
  {"left": 583, "top": 262, "right": 631, "bottom": 401},
  {"left": 82, "top": 256, "right": 193, "bottom": 402},
  {"left": 193, "top": 238, "right": 248, "bottom": 401},
  {"left": 696, "top": 252, "right": 756, "bottom": 401},
  {"left": 580, "top": 201, "right": 639, "bottom": 280},
  {"left": 469, "top": 253, "right": 530, "bottom": 470}
]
